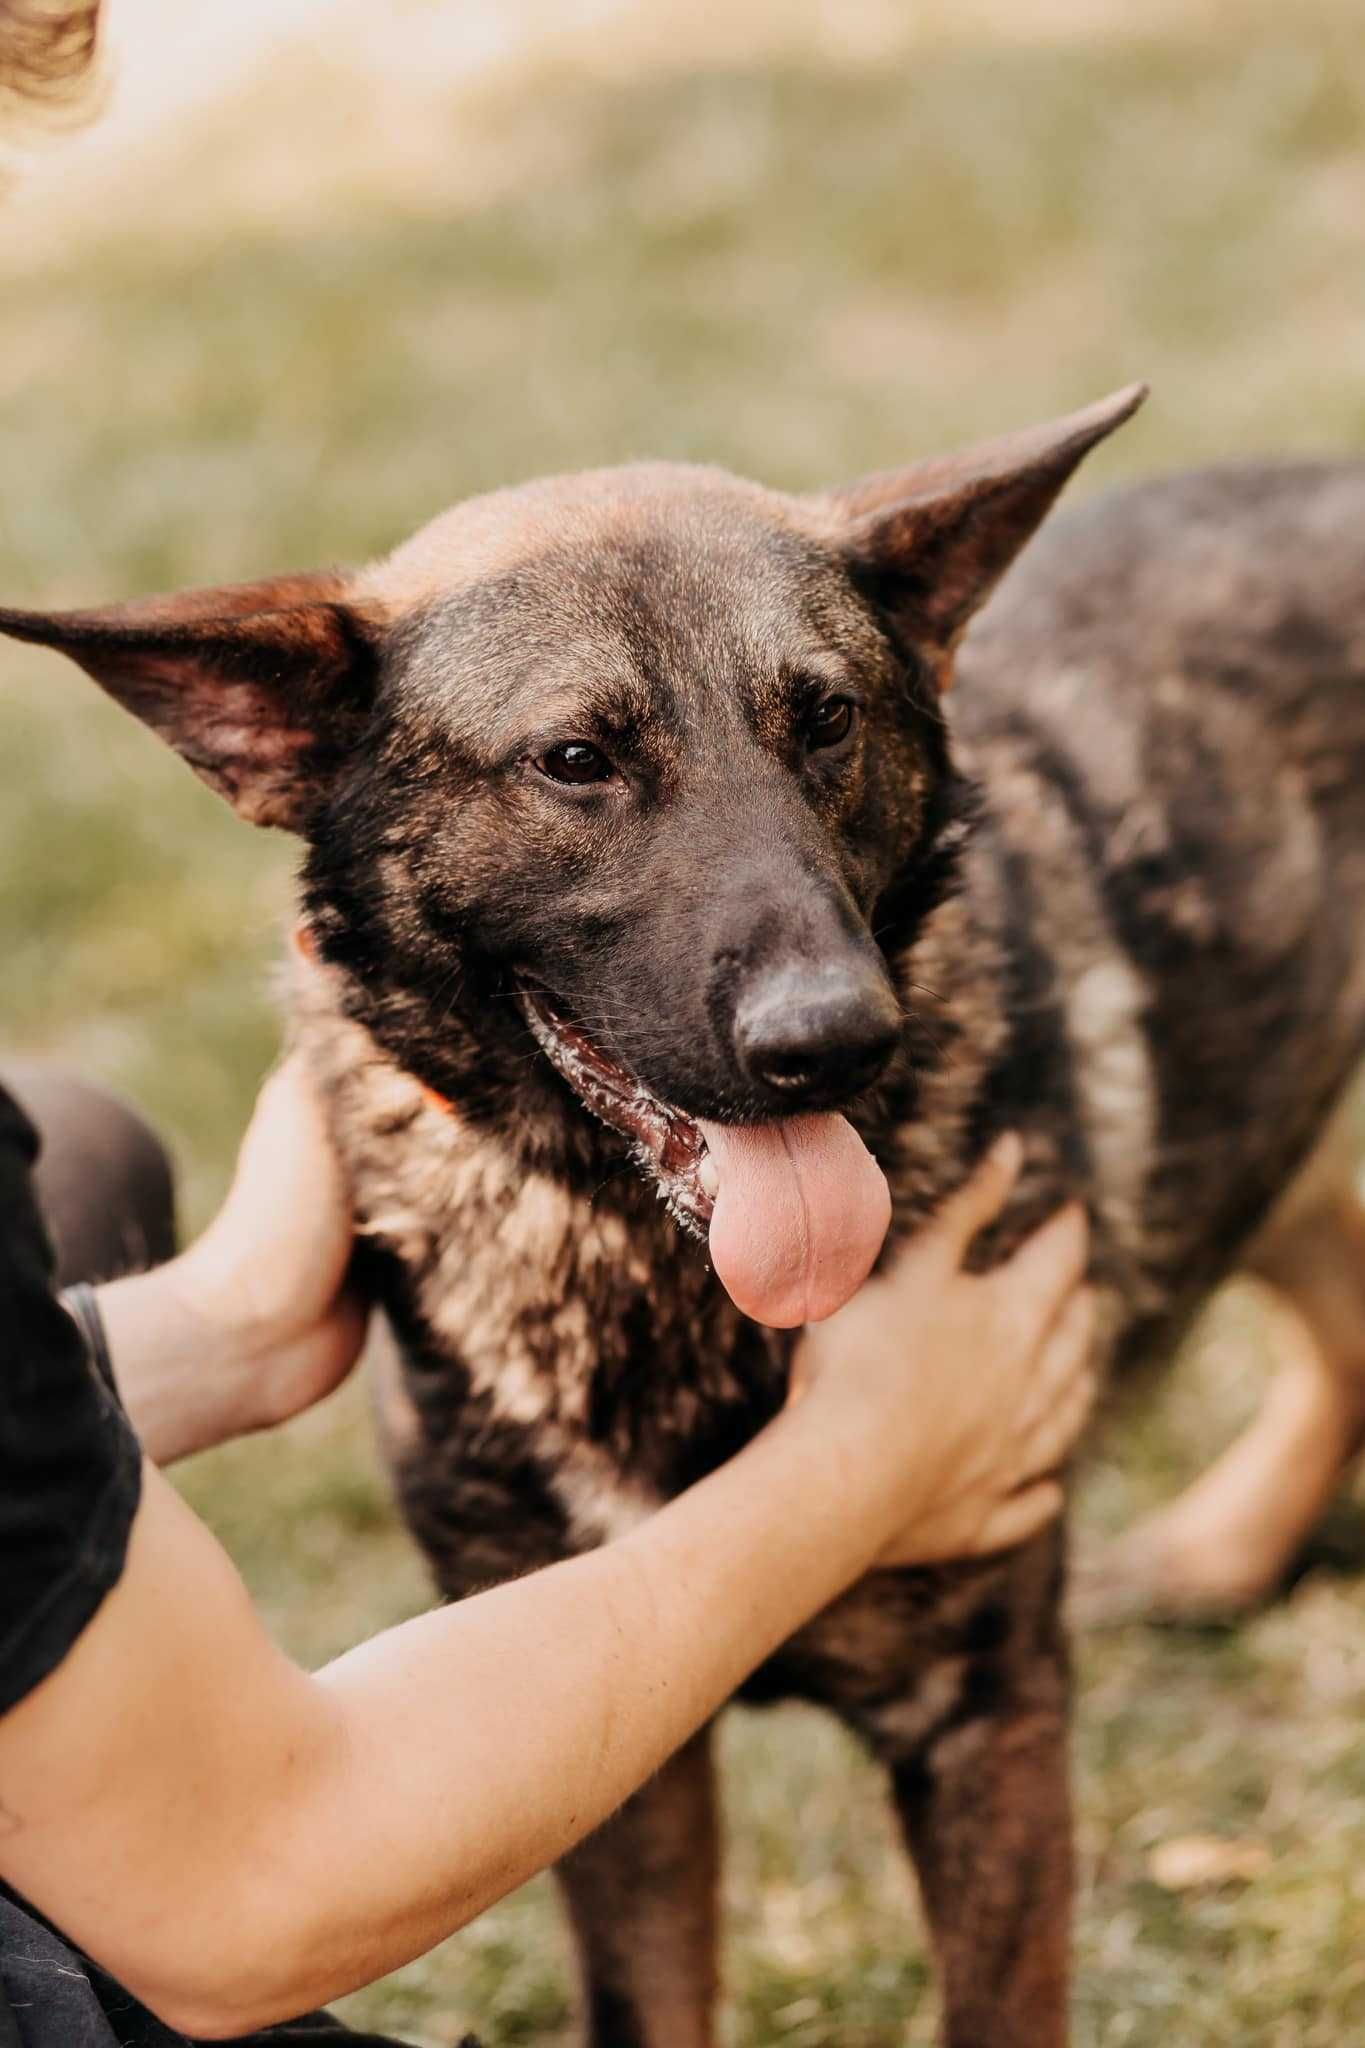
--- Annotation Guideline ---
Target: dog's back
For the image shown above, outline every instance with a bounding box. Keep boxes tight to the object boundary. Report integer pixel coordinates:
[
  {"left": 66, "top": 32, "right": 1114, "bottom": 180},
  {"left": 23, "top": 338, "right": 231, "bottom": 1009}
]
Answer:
[{"left": 946, "top": 463, "right": 1365, "bottom": 1337}]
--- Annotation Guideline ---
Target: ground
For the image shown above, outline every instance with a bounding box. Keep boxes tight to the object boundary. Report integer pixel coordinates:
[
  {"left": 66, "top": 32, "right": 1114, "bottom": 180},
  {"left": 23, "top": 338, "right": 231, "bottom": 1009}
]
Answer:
[{"left": 1, "top": 3, "right": 1363, "bottom": 2042}]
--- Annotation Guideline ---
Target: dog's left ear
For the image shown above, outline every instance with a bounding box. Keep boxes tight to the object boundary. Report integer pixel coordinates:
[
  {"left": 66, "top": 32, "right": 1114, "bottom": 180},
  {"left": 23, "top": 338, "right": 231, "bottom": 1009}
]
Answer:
[
  {"left": 0, "top": 570, "right": 380, "bottom": 830},
  {"left": 828, "top": 383, "right": 1147, "bottom": 682}
]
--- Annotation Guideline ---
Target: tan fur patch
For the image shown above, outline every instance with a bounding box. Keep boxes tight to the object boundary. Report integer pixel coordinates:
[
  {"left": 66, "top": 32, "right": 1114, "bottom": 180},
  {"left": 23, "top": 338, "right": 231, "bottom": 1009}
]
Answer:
[{"left": 357, "top": 462, "right": 806, "bottom": 613}]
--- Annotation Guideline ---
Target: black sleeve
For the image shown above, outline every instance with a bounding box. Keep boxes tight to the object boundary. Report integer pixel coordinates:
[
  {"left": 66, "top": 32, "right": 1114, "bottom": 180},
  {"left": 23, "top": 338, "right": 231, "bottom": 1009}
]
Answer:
[{"left": 0, "top": 1087, "right": 142, "bottom": 1717}]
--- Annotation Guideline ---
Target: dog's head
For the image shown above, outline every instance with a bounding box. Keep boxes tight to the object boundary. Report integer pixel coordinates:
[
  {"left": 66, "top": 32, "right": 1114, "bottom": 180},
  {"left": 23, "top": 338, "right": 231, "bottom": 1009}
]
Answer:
[{"left": 1, "top": 386, "right": 1143, "bottom": 1324}]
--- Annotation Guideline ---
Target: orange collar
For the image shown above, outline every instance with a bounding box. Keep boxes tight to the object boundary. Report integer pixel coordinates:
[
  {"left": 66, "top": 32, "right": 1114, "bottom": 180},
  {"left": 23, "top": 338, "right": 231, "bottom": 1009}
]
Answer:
[{"left": 292, "top": 921, "right": 456, "bottom": 1118}]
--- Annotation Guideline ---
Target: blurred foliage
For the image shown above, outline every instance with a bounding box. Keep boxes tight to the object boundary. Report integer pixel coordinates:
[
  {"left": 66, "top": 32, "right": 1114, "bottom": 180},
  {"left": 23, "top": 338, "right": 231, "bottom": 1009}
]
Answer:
[{"left": 2, "top": 3, "right": 1364, "bottom": 2042}]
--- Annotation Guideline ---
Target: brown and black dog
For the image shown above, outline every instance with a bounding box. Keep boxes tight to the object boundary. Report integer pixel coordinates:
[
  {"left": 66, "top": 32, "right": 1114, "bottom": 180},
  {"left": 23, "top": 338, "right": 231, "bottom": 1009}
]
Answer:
[{"left": 6, "top": 387, "right": 1365, "bottom": 2047}]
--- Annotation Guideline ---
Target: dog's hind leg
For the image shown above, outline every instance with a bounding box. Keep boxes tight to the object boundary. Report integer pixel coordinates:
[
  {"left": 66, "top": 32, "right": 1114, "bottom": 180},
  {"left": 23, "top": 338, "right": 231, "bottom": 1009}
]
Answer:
[
  {"left": 1081, "top": 1087, "right": 1365, "bottom": 1624},
  {"left": 554, "top": 1724, "right": 719, "bottom": 2048}
]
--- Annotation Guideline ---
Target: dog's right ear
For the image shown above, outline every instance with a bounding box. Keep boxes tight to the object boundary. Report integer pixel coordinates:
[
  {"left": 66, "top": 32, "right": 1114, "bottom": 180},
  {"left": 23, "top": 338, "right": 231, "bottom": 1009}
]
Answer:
[{"left": 0, "top": 570, "right": 380, "bottom": 830}]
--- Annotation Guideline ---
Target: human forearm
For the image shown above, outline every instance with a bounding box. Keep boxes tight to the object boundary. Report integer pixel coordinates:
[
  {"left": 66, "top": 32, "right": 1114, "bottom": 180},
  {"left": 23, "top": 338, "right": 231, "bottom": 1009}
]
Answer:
[
  {"left": 0, "top": 1139, "right": 1090, "bottom": 2038},
  {"left": 0, "top": 1407, "right": 885, "bottom": 2040},
  {"left": 286, "top": 1405, "right": 883, "bottom": 2005},
  {"left": 183, "top": 1406, "right": 883, "bottom": 2032}
]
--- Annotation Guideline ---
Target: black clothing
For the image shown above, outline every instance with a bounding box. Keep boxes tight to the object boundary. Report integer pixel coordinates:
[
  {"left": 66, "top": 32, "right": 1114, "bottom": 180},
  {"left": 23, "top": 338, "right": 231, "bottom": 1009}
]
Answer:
[
  {"left": 0, "top": 1087, "right": 142, "bottom": 1719},
  {"left": 1, "top": 1063, "right": 177, "bottom": 1292},
  {"left": 0, "top": 1891, "right": 434, "bottom": 2048},
  {"left": 0, "top": 1082, "right": 455, "bottom": 2048}
]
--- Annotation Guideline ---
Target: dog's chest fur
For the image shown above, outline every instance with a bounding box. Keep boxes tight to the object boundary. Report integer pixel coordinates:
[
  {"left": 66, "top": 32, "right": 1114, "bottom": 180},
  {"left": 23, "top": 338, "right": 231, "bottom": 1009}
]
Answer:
[
  {"left": 297, "top": 969, "right": 788, "bottom": 1554},
  {"left": 295, "top": 938, "right": 1069, "bottom": 1756}
]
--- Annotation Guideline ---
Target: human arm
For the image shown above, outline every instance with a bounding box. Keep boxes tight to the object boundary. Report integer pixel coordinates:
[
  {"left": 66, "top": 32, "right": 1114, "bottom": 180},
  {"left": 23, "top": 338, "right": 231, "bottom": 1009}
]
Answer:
[{"left": 0, "top": 1134, "right": 1091, "bottom": 2039}]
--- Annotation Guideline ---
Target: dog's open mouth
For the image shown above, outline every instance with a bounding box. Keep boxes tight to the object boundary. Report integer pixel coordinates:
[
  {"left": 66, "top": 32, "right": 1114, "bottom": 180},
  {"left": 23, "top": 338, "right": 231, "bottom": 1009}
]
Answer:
[
  {"left": 518, "top": 982, "right": 892, "bottom": 1329},
  {"left": 518, "top": 982, "right": 717, "bottom": 1232}
]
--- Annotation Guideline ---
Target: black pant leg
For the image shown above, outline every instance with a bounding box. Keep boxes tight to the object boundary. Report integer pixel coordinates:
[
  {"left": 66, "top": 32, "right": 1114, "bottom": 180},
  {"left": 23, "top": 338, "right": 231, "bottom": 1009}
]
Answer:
[{"left": 0, "top": 1063, "right": 176, "bottom": 1284}]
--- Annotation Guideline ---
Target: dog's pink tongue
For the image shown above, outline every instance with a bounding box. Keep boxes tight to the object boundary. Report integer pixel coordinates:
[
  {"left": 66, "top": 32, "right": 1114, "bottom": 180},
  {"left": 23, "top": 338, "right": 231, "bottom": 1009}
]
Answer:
[{"left": 697, "top": 1114, "right": 891, "bottom": 1328}]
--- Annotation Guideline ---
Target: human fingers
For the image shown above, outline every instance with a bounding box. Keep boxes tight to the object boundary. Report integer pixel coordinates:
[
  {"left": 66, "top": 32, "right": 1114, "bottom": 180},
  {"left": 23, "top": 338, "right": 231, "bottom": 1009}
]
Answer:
[
  {"left": 1013, "top": 1360, "right": 1098, "bottom": 1497},
  {"left": 959, "top": 1296, "right": 1095, "bottom": 1522},
  {"left": 245, "top": 1059, "right": 350, "bottom": 1237},
  {"left": 192, "top": 1055, "right": 355, "bottom": 1335},
  {"left": 1012, "top": 1286, "right": 1098, "bottom": 1440},
  {"left": 930, "top": 1132, "right": 1024, "bottom": 1257},
  {"left": 990, "top": 1200, "right": 1089, "bottom": 1348},
  {"left": 235, "top": 1055, "right": 342, "bottom": 1197},
  {"left": 968, "top": 1479, "right": 1066, "bottom": 1556},
  {"left": 1009, "top": 1296, "right": 1099, "bottom": 1486}
]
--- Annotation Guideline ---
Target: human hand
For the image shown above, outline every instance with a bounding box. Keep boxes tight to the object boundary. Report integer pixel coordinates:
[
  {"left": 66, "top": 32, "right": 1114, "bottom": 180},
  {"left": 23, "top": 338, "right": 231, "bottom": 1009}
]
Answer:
[
  {"left": 789, "top": 1136, "right": 1095, "bottom": 1567},
  {"left": 176, "top": 1054, "right": 369, "bottom": 1434},
  {"left": 100, "top": 1056, "right": 369, "bottom": 1462}
]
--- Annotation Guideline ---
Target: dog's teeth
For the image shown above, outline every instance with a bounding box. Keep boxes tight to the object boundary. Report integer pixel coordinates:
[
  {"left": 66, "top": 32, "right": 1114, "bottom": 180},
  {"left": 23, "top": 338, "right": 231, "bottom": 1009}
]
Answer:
[{"left": 698, "top": 1155, "right": 720, "bottom": 1199}]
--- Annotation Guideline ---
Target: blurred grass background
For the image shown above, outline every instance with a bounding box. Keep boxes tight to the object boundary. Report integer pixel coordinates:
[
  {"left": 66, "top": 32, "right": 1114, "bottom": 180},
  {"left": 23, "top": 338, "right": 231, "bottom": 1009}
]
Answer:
[{"left": 2, "top": 1, "right": 1364, "bottom": 2041}]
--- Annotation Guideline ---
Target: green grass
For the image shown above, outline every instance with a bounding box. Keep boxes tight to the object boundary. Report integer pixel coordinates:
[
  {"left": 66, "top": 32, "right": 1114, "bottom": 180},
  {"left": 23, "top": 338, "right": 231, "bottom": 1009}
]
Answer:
[{"left": 3, "top": 5, "right": 1364, "bottom": 2041}]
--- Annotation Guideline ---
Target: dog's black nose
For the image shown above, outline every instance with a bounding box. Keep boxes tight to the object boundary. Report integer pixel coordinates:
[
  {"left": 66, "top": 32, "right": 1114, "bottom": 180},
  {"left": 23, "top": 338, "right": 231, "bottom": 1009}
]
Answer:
[{"left": 734, "top": 964, "right": 901, "bottom": 1102}]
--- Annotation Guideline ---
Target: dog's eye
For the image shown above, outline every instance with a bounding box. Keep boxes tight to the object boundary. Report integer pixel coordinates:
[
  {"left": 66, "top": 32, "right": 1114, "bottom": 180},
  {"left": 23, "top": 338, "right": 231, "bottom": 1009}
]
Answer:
[
  {"left": 538, "top": 741, "right": 615, "bottom": 787},
  {"left": 805, "top": 696, "right": 858, "bottom": 751}
]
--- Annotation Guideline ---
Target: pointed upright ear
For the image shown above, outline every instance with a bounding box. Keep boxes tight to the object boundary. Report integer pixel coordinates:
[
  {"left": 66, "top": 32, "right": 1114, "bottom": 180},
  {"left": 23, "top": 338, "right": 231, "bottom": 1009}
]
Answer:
[
  {"left": 0, "top": 569, "right": 382, "bottom": 829},
  {"left": 828, "top": 383, "right": 1147, "bottom": 682}
]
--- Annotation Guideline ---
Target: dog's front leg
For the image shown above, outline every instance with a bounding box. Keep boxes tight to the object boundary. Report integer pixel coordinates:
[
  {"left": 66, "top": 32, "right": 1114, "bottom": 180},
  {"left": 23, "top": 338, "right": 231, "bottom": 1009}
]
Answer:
[
  {"left": 887, "top": 1544, "right": 1073, "bottom": 2048},
  {"left": 555, "top": 1723, "right": 719, "bottom": 2048},
  {"left": 892, "top": 1690, "right": 1072, "bottom": 2048}
]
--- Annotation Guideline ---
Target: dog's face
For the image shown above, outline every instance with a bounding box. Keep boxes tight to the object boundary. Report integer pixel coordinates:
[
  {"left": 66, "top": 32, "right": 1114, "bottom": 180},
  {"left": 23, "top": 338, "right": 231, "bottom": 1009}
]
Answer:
[
  {"left": 320, "top": 476, "right": 948, "bottom": 1120},
  {"left": 1, "top": 386, "right": 1142, "bottom": 1322}
]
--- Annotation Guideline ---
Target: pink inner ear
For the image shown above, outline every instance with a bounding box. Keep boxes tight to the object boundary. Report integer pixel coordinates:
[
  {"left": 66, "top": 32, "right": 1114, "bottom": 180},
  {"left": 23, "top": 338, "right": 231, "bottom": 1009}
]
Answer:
[
  {"left": 834, "top": 386, "right": 1148, "bottom": 658},
  {"left": 0, "top": 579, "right": 375, "bottom": 832},
  {"left": 207, "top": 715, "right": 324, "bottom": 825},
  {"left": 105, "top": 652, "right": 336, "bottom": 826}
]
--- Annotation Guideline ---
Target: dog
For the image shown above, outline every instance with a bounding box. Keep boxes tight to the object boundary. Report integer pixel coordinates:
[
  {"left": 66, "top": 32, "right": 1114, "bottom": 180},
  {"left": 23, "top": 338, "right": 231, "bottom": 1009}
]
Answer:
[{"left": 6, "top": 385, "right": 1365, "bottom": 2047}]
